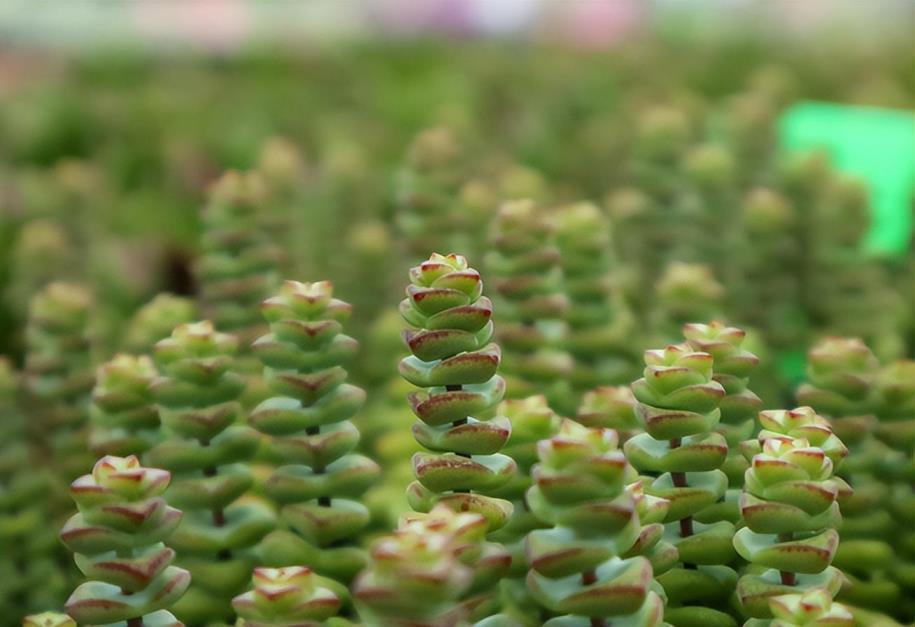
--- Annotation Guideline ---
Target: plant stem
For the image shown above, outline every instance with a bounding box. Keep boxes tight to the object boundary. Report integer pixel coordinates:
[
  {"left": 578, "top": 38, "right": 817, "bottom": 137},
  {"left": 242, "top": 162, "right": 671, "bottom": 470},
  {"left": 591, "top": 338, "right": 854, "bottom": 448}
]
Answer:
[
  {"left": 127, "top": 619, "right": 143, "bottom": 627},
  {"left": 581, "top": 570, "right": 606, "bottom": 626},
  {"left": 670, "top": 437, "right": 697, "bottom": 568},
  {"left": 778, "top": 533, "right": 796, "bottom": 585},
  {"left": 446, "top": 384, "right": 472, "bottom": 457}
]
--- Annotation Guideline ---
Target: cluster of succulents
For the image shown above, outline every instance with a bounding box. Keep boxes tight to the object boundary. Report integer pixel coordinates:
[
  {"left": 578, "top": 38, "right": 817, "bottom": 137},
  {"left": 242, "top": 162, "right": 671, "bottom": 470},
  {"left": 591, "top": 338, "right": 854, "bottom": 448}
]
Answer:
[{"left": 1, "top": 32, "right": 914, "bottom": 627}]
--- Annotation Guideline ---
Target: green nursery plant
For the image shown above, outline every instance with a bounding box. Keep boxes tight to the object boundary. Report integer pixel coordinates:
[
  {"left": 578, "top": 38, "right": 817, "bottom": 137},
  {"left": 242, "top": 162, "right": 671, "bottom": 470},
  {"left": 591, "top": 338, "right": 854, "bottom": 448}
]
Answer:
[
  {"left": 684, "top": 321, "right": 761, "bottom": 522},
  {"left": 525, "top": 418, "right": 668, "bottom": 626},
  {"left": 24, "top": 281, "right": 94, "bottom": 482},
  {"left": 232, "top": 566, "right": 342, "bottom": 626},
  {"left": 624, "top": 342, "right": 737, "bottom": 626},
  {"left": 734, "top": 407, "right": 848, "bottom": 619},
  {"left": 353, "top": 504, "right": 492, "bottom": 626},
  {"left": 59, "top": 454, "right": 190, "bottom": 626},
  {"left": 399, "top": 252, "right": 515, "bottom": 615},
  {"left": 795, "top": 337, "right": 898, "bottom": 612},
  {"left": 88, "top": 354, "right": 160, "bottom": 457},
  {"left": 873, "top": 360, "right": 915, "bottom": 620},
  {"left": 123, "top": 294, "right": 197, "bottom": 355},
  {"left": 250, "top": 280, "right": 379, "bottom": 585},
  {"left": 485, "top": 200, "right": 573, "bottom": 410},
  {"left": 487, "top": 395, "right": 560, "bottom": 624},
  {"left": 145, "top": 321, "right": 274, "bottom": 624},
  {"left": 1, "top": 359, "right": 68, "bottom": 617},
  {"left": 21, "top": 613, "right": 76, "bottom": 627},
  {"left": 197, "top": 171, "right": 282, "bottom": 346},
  {"left": 554, "top": 201, "right": 636, "bottom": 391}
]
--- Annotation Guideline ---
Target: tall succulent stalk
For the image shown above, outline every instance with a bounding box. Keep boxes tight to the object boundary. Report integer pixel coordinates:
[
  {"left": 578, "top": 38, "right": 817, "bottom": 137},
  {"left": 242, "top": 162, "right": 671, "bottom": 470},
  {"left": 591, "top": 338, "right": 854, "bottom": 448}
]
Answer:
[
  {"left": 733, "top": 407, "right": 848, "bottom": 619},
  {"left": 59, "top": 455, "right": 190, "bottom": 626},
  {"left": 396, "top": 127, "right": 476, "bottom": 260},
  {"left": 399, "top": 253, "right": 514, "bottom": 615},
  {"left": 795, "top": 337, "right": 897, "bottom": 612},
  {"left": 123, "top": 293, "right": 197, "bottom": 355},
  {"left": 486, "top": 200, "right": 574, "bottom": 411},
  {"left": 684, "top": 322, "right": 761, "bottom": 523},
  {"left": 353, "top": 505, "right": 492, "bottom": 626},
  {"left": 196, "top": 171, "right": 281, "bottom": 347},
  {"left": 873, "top": 360, "right": 915, "bottom": 621},
  {"left": 232, "top": 566, "right": 342, "bottom": 626},
  {"left": 0, "top": 359, "right": 67, "bottom": 616},
  {"left": 250, "top": 280, "right": 379, "bottom": 586},
  {"left": 488, "top": 396, "right": 560, "bottom": 624},
  {"left": 554, "top": 202, "right": 636, "bottom": 392},
  {"left": 652, "top": 263, "right": 724, "bottom": 344},
  {"left": 525, "top": 419, "right": 667, "bottom": 626},
  {"left": 624, "top": 343, "right": 738, "bottom": 626},
  {"left": 24, "top": 282, "right": 94, "bottom": 482},
  {"left": 88, "top": 354, "right": 160, "bottom": 457},
  {"left": 145, "top": 321, "right": 274, "bottom": 624}
]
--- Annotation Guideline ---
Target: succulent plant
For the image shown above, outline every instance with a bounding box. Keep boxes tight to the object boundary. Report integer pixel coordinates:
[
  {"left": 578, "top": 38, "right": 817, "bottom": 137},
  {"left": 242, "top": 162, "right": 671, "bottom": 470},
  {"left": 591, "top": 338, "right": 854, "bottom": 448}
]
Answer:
[
  {"left": 145, "top": 321, "right": 274, "bottom": 624},
  {"left": 1, "top": 358, "right": 69, "bottom": 616},
  {"left": 59, "top": 455, "right": 190, "bottom": 625},
  {"left": 487, "top": 396, "right": 560, "bottom": 624},
  {"left": 575, "top": 386, "right": 641, "bottom": 443},
  {"left": 795, "top": 338, "right": 897, "bottom": 612},
  {"left": 743, "top": 588, "right": 853, "bottom": 627},
  {"left": 873, "top": 360, "right": 915, "bottom": 620},
  {"left": 554, "top": 201, "right": 637, "bottom": 392},
  {"left": 733, "top": 408, "right": 848, "bottom": 619},
  {"left": 353, "top": 505, "right": 495, "bottom": 626},
  {"left": 232, "top": 566, "right": 341, "bottom": 626},
  {"left": 123, "top": 294, "right": 197, "bottom": 355},
  {"left": 24, "top": 281, "right": 95, "bottom": 482},
  {"left": 525, "top": 418, "right": 667, "bottom": 626},
  {"left": 6, "top": 219, "right": 78, "bottom": 329},
  {"left": 396, "top": 126, "right": 476, "bottom": 259},
  {"left": 684, "top": 322, "right": 761, "bottom": 522},
  {"left": 196, "top": 171, "right": 282, "bottom": 346},
  {"left": 21, "top": 613, "right": 77, "bottom": 627},
  {"left": 399, "top": 254, "right": 513, "bottom": 521},
  {"left": 485, "top": 200, "right": 574, "bottom": 410},
  {"left": 250, "top": 280, "right": 379, "bottom": 585},
  {"left": 88, "top": 354, "right": 160, "bottom": 457},
  {"left": 624, "top": 343, "right": 738, "bottom": 626},
  {"left": 652, "top": 263, "right": 724, "bottom": 343}
]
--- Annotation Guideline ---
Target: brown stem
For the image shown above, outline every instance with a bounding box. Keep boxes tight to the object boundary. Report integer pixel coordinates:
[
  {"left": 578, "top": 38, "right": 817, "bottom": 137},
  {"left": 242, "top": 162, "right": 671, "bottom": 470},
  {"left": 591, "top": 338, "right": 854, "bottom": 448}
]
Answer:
[
  {"left": 778, "top": 533, "right": 796, "bottom": 585},
  {"left": 127, "top": 618, "right": 143, "bottom": 627},
  {"left": 318, "top": 496, "right": 332, "bottom": 506},
  {"left": 213, "top": 507, "right": 225, "bottom": 527},
  {"left": 446, "top": 384, "right": 471, "bottom": 457},
  {"left": 670, "top": 437, "right": 696, "bottom": 569},
  {"left": 581, "top": 571, "right": 606, "bottom": 626}
]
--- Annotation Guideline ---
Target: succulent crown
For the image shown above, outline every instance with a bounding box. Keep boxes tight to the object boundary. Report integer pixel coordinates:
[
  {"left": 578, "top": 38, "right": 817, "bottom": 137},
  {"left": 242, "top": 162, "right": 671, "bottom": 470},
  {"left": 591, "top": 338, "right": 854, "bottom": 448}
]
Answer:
[{"left": 232, "top": 566, "right": 341, "bottom": 625}]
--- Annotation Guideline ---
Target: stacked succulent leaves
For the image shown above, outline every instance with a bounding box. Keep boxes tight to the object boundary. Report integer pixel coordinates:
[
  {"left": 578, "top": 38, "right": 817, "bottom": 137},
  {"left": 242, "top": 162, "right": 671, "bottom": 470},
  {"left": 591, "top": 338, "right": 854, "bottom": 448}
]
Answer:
[
  {"left": 88, "top": 354, "right": 160, "bottom": 457},
  {"left": 354, "top": 505, "right": 492, "bottom": 626},
  {"left": 232, "top": 566, "right": 342, "bottom": 626},
  {"left": 251, "top": 280, "right": 379, "bottom": 586},
  {"left": 24, "top": 282, "right": 95, "bottom": 482},
  {"left": 59, "top": 454, "right": 190, "bottom": 625},
  {"left": 526, "top": 418, "right": 667, "bottom": 626},
  {"left": 795, "top": 338, "right": 897, "bottom": 613},
  {"left": 145, "top": 321, "right": 274, "bottom": 624},
  {"left": 197, "top": 171, "right": 281, "bottom": 346},
  {"left": 625, "top": 341, "right": 737, "bottom": 626},
  {"left": 873, "top": 360, "right": 915, "bottom": 620},
  {"left": 733, "top": 407, "right": 849, "bottom": 619},
  {"left": 399, "top": 253, "right": 515, "bottom": 615},
  {"left": 554, "top": 202, "right": 636, "bottom": 392},
  {"left": 486, "top": 201, "right": 573, "bottom": 410}
]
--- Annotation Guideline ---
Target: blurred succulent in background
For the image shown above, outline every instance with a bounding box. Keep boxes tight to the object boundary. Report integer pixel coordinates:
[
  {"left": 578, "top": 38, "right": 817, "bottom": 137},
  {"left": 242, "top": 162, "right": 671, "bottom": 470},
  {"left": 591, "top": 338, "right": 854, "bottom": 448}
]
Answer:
[
  {"left": 123, "top": 293, "right": 197, "bottom": 355},
  {"left": 145, "top": 321, "right": 274, "bottom": 624},
  {"left": 486, "top": 200, "right": 574, "bottom": 411},
  {"left": 88, "top": 354, "right": 160, "bottom": 457},
  {"left": 251, "top": 280, "right": 379, "bottom": 588},
  {"left": 625, "top": 342, "right": 737, "bottom": 626}
]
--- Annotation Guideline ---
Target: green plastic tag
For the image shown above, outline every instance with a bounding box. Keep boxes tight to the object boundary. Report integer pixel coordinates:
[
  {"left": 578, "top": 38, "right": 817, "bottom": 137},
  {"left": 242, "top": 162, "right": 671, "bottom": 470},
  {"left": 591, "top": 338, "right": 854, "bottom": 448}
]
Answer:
[{"left": 779, "top": 102, "right": 915, "bottom": 256}]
